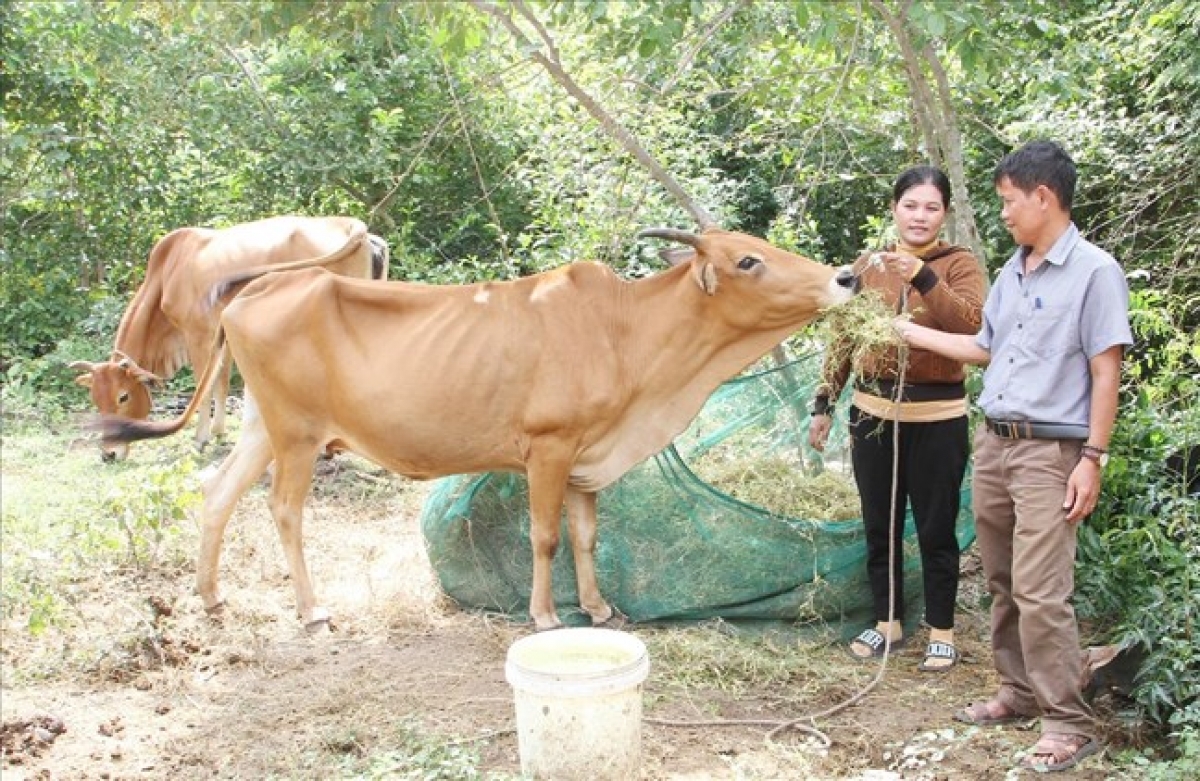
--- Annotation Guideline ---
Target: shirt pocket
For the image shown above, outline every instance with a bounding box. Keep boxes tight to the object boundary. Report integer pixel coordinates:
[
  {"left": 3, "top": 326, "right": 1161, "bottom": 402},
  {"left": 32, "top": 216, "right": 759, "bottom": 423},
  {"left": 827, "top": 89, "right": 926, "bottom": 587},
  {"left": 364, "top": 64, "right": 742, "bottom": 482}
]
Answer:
[{"left": 1028, "top": 303, "right": 1079, "bottom": 357}]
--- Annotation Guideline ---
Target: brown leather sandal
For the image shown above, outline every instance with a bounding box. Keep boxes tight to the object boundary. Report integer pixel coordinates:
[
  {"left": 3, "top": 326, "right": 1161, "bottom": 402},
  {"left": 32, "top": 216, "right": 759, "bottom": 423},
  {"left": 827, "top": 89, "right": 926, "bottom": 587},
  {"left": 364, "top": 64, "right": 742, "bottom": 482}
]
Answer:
[{"left": 1020, "top": 732, "right": 1102, "bottom": 772}]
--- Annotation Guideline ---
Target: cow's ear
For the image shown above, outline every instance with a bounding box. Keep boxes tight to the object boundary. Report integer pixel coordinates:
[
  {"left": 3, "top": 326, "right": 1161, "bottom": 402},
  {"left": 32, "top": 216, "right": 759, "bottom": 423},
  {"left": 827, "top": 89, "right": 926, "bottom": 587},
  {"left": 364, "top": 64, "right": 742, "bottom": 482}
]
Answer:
[
  {"left": 659, "top": 248, "right": 694, "bottom": 267},
  {"left": 74, "top": 373, "right": 93, "bottom": 388},
  {"left": 694, "top": 262, "right": 718, "bottom": 295}
]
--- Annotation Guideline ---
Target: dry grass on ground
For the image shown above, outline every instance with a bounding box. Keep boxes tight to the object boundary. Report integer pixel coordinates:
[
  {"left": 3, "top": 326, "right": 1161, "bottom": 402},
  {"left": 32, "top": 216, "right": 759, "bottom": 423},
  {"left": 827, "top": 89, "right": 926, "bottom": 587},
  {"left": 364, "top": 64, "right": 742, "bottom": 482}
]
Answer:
[{"left": 1, "top": 429, "right": 1145, "bottom": 780}]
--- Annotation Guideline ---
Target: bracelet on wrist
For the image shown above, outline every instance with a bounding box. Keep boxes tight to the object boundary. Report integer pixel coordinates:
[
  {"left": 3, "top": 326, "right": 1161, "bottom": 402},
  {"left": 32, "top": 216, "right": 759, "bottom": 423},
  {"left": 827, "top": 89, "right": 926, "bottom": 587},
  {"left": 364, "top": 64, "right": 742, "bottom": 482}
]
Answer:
[{"left": 1081, "top": 444, "right": 1110, "bottom": 468}]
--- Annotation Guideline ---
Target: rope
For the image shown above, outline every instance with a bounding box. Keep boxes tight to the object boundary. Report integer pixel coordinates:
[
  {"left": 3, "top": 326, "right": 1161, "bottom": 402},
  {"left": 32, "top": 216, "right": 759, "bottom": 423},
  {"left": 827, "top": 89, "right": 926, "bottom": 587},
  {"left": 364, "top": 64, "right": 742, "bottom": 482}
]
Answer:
[{"left": 647, "top": 258, "right": 913, "bottom": 749}]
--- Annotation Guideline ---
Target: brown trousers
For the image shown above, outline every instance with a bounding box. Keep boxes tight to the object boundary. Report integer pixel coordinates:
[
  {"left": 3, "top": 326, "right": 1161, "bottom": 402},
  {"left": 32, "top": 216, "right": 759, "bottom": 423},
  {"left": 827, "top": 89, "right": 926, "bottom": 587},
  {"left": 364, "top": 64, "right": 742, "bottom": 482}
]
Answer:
[{"left": 971, "top": 426, "right": 1094, "bottom": 738}]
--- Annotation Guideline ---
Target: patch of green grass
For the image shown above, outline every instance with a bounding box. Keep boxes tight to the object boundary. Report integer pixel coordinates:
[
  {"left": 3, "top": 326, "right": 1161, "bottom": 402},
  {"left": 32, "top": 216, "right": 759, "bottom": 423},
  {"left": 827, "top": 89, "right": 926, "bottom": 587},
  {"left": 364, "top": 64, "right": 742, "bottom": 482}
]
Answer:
[
  {"left": 1, "top": 425, "right": 203, "bottom": 677},
  {"left": 324, "top": 718, "right": 519, "bottom": 781}
]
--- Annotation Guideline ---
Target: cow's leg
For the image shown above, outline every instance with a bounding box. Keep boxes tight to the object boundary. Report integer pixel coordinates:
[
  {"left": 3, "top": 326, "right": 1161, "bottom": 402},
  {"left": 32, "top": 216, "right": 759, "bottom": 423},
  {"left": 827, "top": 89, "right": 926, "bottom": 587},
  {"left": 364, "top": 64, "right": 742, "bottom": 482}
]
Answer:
[
  {"left": 525, "top": 446, "right": 574, "bottom": 631},
  {"left": 187, "top": 337, "right": 215, "bottom": 449},
  {"left": 194, "top": 375, "right": 214, "bottom": 450},
  {"left": 565, "top": 488, "right": 616, "bottom": 626},
  {"left": 268, "top": 444, "right": 327, "bottom": 631},
  {"left": 198, "top": 396, "right": 272, "bottom": 615},
  {"left": 209, "top": 344, "right": 233, "bottom": 439}
]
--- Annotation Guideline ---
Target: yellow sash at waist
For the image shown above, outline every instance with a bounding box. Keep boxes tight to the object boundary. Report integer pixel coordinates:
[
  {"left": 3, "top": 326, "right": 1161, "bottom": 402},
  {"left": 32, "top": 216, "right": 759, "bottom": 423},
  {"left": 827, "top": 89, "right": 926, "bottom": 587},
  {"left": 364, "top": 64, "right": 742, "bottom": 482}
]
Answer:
[{"left": 851, "top": 389, "right": 967, "bottom": 423}]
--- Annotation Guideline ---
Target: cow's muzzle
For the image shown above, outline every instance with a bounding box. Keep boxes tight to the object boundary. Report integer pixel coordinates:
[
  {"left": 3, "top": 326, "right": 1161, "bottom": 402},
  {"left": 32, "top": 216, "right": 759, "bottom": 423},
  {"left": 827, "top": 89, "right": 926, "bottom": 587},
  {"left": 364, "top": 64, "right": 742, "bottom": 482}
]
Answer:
[
  {"left": 835, "top": 267, "right": 861, "bottom": 294},
  {"left": 101, "top": 442, "right": 129, "bottom": 463}
]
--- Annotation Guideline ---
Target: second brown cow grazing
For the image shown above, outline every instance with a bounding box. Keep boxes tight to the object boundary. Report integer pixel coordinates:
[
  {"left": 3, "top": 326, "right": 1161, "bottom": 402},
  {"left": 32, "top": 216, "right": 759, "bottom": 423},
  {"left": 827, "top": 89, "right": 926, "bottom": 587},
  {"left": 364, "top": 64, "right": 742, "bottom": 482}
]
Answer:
[
  {"left": 99, "top": 227, "right": 856, "bottom": 631},
  {"left": 72, "top": 216, "right": 388, "bottom": 462}
]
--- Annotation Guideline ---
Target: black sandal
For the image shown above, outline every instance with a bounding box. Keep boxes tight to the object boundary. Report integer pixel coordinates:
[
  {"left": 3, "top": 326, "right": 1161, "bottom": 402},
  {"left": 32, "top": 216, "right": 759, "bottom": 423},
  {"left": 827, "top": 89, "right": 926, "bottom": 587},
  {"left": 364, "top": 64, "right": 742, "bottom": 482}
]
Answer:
[
  {"left": 918, "top": 640, "right": 959, "bottom": 672},
  {"left": 847, "top": 628, "right": 906, "bottom": 660}
]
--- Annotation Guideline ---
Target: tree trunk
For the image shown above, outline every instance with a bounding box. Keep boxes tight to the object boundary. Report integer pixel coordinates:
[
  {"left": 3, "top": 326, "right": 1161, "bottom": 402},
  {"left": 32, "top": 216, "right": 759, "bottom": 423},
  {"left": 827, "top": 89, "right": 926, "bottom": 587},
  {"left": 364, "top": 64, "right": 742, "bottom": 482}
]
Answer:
[{"left": 870, "top": 0, "right": 988, "bottom": 276}]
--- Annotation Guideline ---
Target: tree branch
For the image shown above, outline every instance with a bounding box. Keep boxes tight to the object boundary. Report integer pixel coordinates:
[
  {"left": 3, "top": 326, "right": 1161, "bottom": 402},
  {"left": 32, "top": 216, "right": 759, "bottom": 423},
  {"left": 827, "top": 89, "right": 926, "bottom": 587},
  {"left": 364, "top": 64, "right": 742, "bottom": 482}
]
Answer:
[
  {"left": 222, "top": 44, "right": 292, "bottom": 141},
  {"left": 869, "top": 0, "right": 987, "bottom": 270},
  {"left": 438, "top": 53, "right": 513, "bottom": 272},
  {"left": 368, "top": 110, "right": 456, "bottom": 228},
  {"left": 468, "top": 0, "right": 718, "bottom": 230},
  {"left": 920, "top": 39, "right": 986, "bottom": 265},
  {"left": 513, "top": 0, "right": 561, "bottom": 65},
  {"left": 870, "top": 0, "right": 941, "bottom": 164},
  {"left": 784, "top": 13, "right": 865, "bottom": 230},
  {"left": 660, "top": 0, "right": 752, "bottom": 95}
]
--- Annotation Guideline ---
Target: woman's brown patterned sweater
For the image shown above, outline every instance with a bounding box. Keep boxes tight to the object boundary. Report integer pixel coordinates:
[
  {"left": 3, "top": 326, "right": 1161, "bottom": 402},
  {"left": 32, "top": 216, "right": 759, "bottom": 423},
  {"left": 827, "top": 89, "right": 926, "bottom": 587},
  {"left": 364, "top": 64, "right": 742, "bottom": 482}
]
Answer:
[{"left": 812, "top": 242, "right": 986, "bottom": 414}]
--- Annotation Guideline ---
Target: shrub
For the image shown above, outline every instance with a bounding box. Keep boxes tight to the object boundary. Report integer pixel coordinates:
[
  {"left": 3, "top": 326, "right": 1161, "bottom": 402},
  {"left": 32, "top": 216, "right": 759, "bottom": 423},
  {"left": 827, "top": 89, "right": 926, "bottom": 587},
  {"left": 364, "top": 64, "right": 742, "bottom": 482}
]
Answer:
[{"left": 1076, "top": 293, "right": 1199, "bottom": 740}]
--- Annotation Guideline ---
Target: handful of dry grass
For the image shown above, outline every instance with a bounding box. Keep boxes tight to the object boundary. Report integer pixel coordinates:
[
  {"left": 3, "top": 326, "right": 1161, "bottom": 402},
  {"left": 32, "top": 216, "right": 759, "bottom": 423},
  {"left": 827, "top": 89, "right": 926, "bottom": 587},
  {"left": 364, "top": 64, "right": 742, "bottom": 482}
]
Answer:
[{"left": 810, "top": 287, "right": 906, "bottom": 375}]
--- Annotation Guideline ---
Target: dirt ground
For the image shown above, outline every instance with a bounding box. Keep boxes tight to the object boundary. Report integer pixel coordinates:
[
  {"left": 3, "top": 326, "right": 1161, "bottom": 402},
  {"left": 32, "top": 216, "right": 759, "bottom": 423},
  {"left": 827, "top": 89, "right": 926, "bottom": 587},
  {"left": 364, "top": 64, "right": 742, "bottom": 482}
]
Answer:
[{"left": 1, "top": 451, "right": 1141, "bottom": 780}]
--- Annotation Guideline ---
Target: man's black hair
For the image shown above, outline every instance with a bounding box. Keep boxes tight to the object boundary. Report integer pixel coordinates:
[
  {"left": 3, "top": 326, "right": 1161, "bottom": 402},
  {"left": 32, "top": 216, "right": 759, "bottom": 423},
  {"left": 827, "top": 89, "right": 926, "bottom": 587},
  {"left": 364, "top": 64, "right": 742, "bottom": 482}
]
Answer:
[{"left": 993, "top": 140, "right": 1077, "bottom": 211}]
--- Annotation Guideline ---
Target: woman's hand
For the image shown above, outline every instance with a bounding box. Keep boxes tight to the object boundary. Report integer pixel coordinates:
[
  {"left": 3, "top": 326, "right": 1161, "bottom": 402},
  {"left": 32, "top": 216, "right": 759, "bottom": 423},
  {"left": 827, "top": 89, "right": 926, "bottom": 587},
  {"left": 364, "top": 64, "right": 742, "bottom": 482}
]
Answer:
[
  {"left": 808, "top": 414, "right": 832, "bottom": 452},
  {"left": 879, "top": 251, "right": 924, "bottom": 281}
]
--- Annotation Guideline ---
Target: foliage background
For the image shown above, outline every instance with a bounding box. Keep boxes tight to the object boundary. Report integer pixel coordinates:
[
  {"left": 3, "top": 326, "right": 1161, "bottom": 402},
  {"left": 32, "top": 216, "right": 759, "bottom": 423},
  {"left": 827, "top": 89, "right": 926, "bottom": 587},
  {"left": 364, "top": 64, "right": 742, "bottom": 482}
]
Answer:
[{"left": 2, "top": 0, "right": 1197, "bottom": 762}]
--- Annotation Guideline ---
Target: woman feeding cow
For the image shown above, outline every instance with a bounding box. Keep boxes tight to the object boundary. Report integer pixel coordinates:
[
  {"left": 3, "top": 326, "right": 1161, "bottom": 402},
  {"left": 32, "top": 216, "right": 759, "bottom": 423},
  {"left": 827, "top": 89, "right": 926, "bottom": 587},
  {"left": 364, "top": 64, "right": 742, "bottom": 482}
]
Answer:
[{"left": 808, "top": 165, "right": 986, "bottom": 672}]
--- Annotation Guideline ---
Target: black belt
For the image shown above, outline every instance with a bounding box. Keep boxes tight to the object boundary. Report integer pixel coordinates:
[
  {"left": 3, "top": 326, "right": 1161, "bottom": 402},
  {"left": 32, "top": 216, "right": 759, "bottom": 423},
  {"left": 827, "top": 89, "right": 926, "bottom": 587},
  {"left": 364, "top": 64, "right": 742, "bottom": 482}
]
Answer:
[{"left": 986, "top": 418, "right": 1089, "bottom": 441}]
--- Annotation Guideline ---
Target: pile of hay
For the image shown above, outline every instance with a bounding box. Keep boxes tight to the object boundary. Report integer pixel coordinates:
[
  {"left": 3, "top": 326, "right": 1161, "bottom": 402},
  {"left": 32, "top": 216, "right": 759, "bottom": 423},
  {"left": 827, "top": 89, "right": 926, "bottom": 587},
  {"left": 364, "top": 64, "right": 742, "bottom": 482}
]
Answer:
[{"left": 691, "top": 450, "right": 861, "bottom": 521}]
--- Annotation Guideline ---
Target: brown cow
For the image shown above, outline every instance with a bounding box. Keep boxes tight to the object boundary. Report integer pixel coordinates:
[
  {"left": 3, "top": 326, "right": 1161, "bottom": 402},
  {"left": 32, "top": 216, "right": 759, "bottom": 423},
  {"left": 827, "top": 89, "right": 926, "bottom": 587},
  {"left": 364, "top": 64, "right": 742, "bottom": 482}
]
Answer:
[
  {"left": 99, "top": 228, "right": 856, "bottom": 631},
  {"left": 72, "top": 216, "right": 389, "bottom": 461}
]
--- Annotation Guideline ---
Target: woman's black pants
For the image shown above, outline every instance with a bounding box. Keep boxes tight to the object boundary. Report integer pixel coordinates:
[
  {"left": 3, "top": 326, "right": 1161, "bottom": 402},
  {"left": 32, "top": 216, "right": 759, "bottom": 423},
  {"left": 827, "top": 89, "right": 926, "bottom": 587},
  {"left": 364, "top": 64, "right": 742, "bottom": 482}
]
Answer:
[{"left": 849, "top": 406, "right": 969, "bottom": 631}]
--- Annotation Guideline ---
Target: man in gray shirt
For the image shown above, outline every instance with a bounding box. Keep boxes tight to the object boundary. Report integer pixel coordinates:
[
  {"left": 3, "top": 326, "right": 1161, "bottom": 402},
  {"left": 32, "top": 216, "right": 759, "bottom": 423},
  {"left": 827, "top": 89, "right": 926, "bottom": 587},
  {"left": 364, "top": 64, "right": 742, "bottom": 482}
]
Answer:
[{"left": 896, "top": 140, "right": 1131, "bottom": 772}]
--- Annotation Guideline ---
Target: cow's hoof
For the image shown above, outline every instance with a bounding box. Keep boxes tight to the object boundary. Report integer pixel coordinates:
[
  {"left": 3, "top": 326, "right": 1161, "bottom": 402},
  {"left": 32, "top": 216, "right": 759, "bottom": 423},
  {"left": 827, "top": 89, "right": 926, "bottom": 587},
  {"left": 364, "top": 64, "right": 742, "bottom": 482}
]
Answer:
[
  {"left": 304, "top": 607, "right": 334, "bottom": 635},
  {"left": 304, "top": 618, "right": 334, "bottom": 635},
  {"left": 204, "top": 599, "right": 227, "bottom": 620},
  {"left": 592, "top": 608, "right": 628, "bottom": 631},
  {"left": 532, "top": 618, "right": 564, "bottom": 633}
]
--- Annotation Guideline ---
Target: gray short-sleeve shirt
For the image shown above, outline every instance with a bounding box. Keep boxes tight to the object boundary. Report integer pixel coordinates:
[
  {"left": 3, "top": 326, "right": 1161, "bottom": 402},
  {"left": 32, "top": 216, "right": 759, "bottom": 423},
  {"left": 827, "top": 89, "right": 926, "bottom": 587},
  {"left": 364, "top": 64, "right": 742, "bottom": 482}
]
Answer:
[{"left": 975, "top": 223, "right": 1133, "bottom": 425}]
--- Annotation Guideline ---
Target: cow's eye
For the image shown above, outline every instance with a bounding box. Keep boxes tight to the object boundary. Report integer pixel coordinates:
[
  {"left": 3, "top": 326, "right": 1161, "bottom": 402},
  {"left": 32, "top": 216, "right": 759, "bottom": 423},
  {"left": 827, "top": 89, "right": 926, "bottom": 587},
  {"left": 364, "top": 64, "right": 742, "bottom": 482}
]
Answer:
[
  {"left": 118, "top": 391, "right": 130, "bottom": 405},
  {"left": 737, "top": 256, "right": 762, "bottom": 271}
]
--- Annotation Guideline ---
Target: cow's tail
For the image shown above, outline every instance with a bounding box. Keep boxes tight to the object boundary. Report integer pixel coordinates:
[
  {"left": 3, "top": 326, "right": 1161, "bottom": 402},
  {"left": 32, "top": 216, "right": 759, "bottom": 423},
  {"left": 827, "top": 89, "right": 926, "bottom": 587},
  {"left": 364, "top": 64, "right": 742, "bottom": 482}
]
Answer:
[
  {"left": 204, "top": 221, "right": 370, "bottom": 309},
  {"left": 93, "top": 328, "right": 229, "bottom": 444},
  {"left": 368, "top": 233, "right": 390, "bottom": 280}
]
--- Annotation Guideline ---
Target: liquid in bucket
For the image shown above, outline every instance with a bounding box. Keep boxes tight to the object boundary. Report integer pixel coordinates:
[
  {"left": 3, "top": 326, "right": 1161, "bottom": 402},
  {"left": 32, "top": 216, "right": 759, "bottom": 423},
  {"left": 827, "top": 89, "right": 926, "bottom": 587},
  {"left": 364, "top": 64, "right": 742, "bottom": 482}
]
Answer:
[{"left": 505, "top": 627, "right": 650, "bottom": 780}]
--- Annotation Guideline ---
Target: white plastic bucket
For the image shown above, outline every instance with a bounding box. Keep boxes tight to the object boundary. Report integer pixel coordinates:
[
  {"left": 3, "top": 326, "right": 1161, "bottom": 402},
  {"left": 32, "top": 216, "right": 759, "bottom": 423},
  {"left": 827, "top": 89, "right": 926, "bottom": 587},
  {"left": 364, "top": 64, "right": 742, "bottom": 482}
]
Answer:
[{"left": 505, "top": 627, "right": 650, "bottom": 780}]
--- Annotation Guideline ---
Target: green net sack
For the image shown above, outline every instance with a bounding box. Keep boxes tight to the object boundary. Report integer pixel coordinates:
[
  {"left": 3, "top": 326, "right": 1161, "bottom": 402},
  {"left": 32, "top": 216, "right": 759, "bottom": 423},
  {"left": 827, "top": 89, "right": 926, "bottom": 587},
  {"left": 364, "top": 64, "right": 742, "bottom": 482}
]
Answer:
[{"left": 419, "top": 351, "right": 974, "bottom": 629}]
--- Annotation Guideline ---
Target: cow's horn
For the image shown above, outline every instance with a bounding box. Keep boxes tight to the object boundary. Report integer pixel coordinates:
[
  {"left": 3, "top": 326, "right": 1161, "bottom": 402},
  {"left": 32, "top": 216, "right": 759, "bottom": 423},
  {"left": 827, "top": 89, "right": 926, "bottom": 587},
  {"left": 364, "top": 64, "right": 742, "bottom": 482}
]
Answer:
[
  {"left": 68, "top": 360, "right": 98, "bottom": 372},
  {"left": 637, "top": 228, "right": 702, "bottom": 248},
  {"left": 112, "top": 350, "right": 148, "bottom": 372}
]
